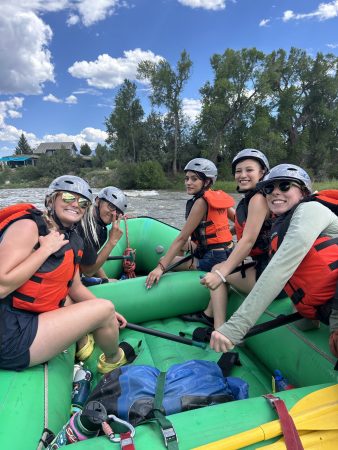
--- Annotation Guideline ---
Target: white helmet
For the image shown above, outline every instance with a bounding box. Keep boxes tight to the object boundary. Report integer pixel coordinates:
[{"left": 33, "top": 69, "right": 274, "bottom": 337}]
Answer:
[
  {"left": 258, "top": 164, "right": 312, "bottom": 193},
  {"left": 232, "top": 149, "right": 270, "bottom": 174},
  {"left": 97, "top": 186, "right": 128, "bottom": 213},
  {"left": 184, "top": 158, "right": 217, "bottom": 184},
  {"left": 48, "top": 175, "right": 93, "bottom": 202}
]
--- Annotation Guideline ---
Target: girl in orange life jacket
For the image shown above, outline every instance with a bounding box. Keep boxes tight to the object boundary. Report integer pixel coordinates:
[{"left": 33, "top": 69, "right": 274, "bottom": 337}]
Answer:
[
  {"left": 0, "top": 175, "right": 132, "bottom": 373},
  {"left": 145, "top": 158, "right": 235, "bottom": 327},
  {"left": 207, "top": 164, "right": 338, "bottom": 358},
  {"left": 199, "top": 149, "right": 271, "bottom": 328}
]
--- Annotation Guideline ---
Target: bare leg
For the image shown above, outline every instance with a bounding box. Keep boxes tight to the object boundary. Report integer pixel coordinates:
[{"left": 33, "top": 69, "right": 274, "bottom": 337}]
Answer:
[
  {"left": 29, "top": 298, "right": 121, "bottom": 366},
  {"left": 170, "top": 255, "right": 197, "bottom": 272}
]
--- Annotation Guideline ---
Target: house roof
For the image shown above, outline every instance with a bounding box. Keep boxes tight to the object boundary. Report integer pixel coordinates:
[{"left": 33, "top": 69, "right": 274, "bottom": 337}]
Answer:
[{"left": 34, "top": 142, "right": 77, "bottom": 154}]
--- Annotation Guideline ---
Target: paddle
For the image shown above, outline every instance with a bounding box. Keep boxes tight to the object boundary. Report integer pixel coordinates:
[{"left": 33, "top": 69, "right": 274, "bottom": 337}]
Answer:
[
  {"left": 244, "top": 312, "right": 302, "bottom": 339},
  {"left": 107, "top": 254, "right": 135, "bottom": 262},
  {"left": 193, "top": 384, "right": 338, "bottom": 450},
  {"left": 163, "top": 253, "right": 193, "bottom": 273},
  {"left": 125, "top": 322, "right": 207, "bottom": 349}
]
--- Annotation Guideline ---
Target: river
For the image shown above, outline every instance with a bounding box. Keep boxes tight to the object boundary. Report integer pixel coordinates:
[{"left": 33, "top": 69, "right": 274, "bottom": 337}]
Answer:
[{"left": 0, "top": 188, "right": 241, "bottom": 229}]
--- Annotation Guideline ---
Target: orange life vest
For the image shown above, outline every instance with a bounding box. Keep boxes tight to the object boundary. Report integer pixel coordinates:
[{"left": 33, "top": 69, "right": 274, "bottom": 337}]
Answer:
[
  {"left": 234, "top": 190, "right": 271, "bottom": 257},
  {"left": 186, "top": 190, "right": 235, "bottom": 254},
  {"left": 270, "top": 203, "right": 338, "bottom": 319},
  {"left": 0, "top": 204, "right": 83, "bottom": 313}
]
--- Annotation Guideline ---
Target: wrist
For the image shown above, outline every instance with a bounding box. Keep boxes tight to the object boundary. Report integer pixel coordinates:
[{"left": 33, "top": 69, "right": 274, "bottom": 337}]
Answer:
[
  {"left": 214, "top": 269, "right": 226, "bottom": 283},
  {"left": 157, "top": 261, "right": 166, "bottom": 272}
]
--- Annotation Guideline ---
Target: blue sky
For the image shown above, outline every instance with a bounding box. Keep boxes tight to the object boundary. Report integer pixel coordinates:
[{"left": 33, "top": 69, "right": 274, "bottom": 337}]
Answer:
[{"left": 1, "top": 0, "right": 338, "bottom": 157}]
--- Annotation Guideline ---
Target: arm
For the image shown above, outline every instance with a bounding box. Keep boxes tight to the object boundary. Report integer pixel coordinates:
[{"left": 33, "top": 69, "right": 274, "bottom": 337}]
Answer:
[
  {"left": 217, "top": 202, "right": 338, "bottom": 345},
  {"left": 227, "top": 207, "right": 236, "bottom": 223},
  {"left": 202, "top": 194, "right": 269, "bottom": 289},
  {"left": 0, "top": 219, "right": 69, "bottom": 298},
  {"left": 145, "top": 198, "right": 207, "bottom": 287},
  {"left": 81, "top": 215, "right": 123, "bottom": 277}
]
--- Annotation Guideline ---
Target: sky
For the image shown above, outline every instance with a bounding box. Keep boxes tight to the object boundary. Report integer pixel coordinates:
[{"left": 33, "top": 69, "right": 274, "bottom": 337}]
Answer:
[{"left": 1, "top": 0, "right": 338, "bottom": 157}]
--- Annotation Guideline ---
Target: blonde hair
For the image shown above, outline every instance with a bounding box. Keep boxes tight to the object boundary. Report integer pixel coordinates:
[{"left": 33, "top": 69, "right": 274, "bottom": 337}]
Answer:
[{"left": 44, "top": 192, "right": 99, "bottom": 244}]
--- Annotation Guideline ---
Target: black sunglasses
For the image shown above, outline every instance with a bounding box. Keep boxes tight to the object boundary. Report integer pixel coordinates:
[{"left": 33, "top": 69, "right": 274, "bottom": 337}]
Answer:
[{"left": 262, "top": 180, "right": 302, "bottom": 195}]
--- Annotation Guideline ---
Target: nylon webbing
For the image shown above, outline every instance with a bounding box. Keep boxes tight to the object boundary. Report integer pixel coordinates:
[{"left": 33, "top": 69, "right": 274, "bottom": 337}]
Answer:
[{"left": 153, "top": 372, "right": 179, "bottom": 450}]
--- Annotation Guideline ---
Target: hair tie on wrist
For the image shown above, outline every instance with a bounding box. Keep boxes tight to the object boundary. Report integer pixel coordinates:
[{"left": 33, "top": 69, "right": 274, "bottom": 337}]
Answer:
[
  {"left": 214, "top": 269, "right": 226, "bottom": 283},
  {"left": 158, "top": 262, "right": 166, "bottom": 272}
]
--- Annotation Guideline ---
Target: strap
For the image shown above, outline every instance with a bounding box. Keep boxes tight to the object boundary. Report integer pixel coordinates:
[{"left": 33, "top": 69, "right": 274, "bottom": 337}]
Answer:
[
  {"left": 120, "top": 431, "right": 135, "bottom": 450},
  {"left": 217, "top": 352, "right": 241, "bottom": 377},
  {"left": 264, "top": 394, "right": 304, "bottom": 450},
  {"left": 153, "top": 372, "right": 179, "bottom": 450}
]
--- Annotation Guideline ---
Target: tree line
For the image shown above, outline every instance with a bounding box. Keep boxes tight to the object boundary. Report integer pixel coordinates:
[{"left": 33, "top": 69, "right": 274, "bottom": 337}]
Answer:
[{"left": 10, "top": 47, "right": 338, "bottom": 186}]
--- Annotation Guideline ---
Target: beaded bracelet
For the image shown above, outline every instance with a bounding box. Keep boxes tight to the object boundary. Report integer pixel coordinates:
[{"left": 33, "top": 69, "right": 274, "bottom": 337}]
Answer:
[
  {"left": 214, "top": 269, "right": 226, "bottom": 283},
  {"left": 158, "top": 261, "right": 166, "bottom": 272}
]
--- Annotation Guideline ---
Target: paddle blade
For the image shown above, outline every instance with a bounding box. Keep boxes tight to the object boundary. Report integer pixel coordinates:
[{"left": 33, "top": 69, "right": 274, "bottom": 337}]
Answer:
[{"left": 261, "top": 430, "right": 338, "bottom": 449}]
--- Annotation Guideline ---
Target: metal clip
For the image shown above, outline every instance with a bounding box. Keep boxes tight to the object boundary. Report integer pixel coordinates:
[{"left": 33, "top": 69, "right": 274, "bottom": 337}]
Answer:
[
  {"left": 263, "top": 393, "right": 280, "bottom": 409},
  {"left": 161, "top": 426, "right": 178, "bottom": 447},
  {"left": 105, "top": 414, "right": 135, "bottom": 443}
]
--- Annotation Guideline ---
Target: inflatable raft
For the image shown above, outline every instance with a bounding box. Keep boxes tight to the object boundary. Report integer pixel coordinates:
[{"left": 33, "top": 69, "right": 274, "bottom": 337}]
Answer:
[{"left": 0, "top": 217, "right": 337, "bottom": 450}]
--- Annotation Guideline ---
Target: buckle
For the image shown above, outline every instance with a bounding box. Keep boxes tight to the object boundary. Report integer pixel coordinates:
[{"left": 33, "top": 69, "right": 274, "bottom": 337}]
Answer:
[
  {"left": 161, "top": 426, "right": 178, "bottom": 447},
  {"left": 263, "top": 393, "right": 280, "bottom": 409}
]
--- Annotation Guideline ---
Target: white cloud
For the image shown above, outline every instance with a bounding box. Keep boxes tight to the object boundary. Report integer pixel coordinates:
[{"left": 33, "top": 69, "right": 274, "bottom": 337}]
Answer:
[
  {"left": 68, "top": 49, "right": 164, "bottom": 89},
  {"left": 65, "top": 95, "right": 78, "bottom": 104},
  {"left": 42, "top": 127, "right": 107, "bottom": 149},
  {"left": 182, "top": 98, "right": 201, "bottom": 122},
  {"left": 0, "top": 11, "right": 54, "bottom": 95},
  {"left": 178, "top": 0, "right": 226, "bottom": 10},
  {"left": 0, "top": 97, "right": 24, "bottom": 120},
  {"left": 327, "top": 43, "right": 338, "bottom": 48},
  {"left": 259, "top": 18, "right": 270, "bottom": 27},
  {"left": 8, "top": 110, "right": 22, "bottom": 119},
  {"left": 283, "top": 1, "right": 338, "bottom": 22},
  {"left": 73, "top": 0, "right": 120, "bottom": 27},
  {"left": 43, "top": 94, "right": 63, "bottom": 103}
]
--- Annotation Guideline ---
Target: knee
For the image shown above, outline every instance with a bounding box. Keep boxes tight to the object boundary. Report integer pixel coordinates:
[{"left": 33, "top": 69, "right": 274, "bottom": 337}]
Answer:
[{"left": 95, "top": 298, "right": 116, "bottom": 320}]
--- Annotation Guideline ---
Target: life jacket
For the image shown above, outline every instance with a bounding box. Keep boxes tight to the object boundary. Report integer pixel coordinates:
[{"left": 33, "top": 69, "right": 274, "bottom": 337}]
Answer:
[
  {"left": 234, "top": 189, "right": 272, "bottom": 257},
  {"left": 0, "top": 204, "right": 83, "bottom": 313},
  {"left": 186, "top": 190, "right": 234, "bottom": 255},
  {"left": 270, "top": 195, "right": 338, "bottom": 319}
]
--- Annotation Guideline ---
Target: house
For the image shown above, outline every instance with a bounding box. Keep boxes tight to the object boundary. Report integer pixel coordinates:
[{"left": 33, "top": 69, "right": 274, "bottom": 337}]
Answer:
[
  {"left": 34, "top": 142, "right": 78, "bottom": 156},
  {"left": 0, "top": 155, "right": 39, "bottom": 168}
]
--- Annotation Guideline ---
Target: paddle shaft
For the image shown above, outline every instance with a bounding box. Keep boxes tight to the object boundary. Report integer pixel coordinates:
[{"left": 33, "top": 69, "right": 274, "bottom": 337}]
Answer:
[
  {"left": 244, "top": 312, "right": 302, "bottom": 339},
  {"left": 125, "top": 322, "right": 207, "bottom": 349},
  {"left": 107, "top": 255, "right": 133, "bottom": 261}
]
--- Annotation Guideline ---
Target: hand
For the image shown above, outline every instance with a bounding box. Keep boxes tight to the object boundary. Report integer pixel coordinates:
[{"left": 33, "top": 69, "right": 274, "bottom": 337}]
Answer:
[
  {"left": 108, "top": 213, "right": 123, "bottom": 244},
  {"left": 39, "top": 230, "right": 69, "bottom": 254},
  {"left": 200, "top": 272, "right": 223, "bottom": 290},
  {"left": 145, "top": 266, "right": 164, "bottom": 289},
  {"left": 116, "top": 312, "right": 127, "bottom": 328},
  {"left": 209, "top": 330, "right": 235, "bottom": 353},
  {"left": 329, "top": 330, "right": 338, "bottom": 358}
]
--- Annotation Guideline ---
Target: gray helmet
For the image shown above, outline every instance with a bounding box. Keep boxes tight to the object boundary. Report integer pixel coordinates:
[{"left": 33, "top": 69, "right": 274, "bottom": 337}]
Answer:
[
  {"left": 258, "top": 164, "right": 312, "bottom": 193},
  {"left": 184, "top": 158, "right": 217, "bottom": 184},
  {"left": 48, "top": 175, "right": 93, "bottom": 202},
  {"left": 232, "top": 149, "right": 270, "bottom": 174},
  {"left": 97, "top": 186, "right": 128, "bottom": 213}
]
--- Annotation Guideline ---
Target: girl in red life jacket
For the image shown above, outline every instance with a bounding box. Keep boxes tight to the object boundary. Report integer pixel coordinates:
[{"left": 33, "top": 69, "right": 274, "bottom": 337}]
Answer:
[
  {"left": 200, "top": 149, "right": 271, "bottom": 328},
  {"left": 145, "top": 158, "right": 236, "bottom": 328},
  {"left": 207, "top": 164, "right": 338, "bottom": 358},
  {"left": 0, "top": 175, "right": 131, "bottom": 373}
]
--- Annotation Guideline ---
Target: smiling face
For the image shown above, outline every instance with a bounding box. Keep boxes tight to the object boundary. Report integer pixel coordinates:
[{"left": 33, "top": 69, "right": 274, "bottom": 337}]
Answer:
[
  {"left": 266, "top": 181, "right": 305, "bottom": 215},
  {"left": 184, "top": 170, "right": 206, "bottom": 195},
  {"left": 234, "top": 159, "right": 265, "bottom": 191},
  {"left": 53, "top": 191, "right": 88, "bottom": 227},
  {"left": 97, "top": 199, "right": 121, "bottom": 225}
]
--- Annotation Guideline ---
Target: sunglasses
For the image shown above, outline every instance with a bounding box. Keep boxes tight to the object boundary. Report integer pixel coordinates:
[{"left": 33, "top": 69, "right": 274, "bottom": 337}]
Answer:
[
  {"left": 262, "top": 180, "right": 302, "bottom": 195},
  {"left": 104, "top": 200, "right": 123, "bottom": 216},
  {"left": 60, "top": 192, "right": 90, "bottom": 209}
]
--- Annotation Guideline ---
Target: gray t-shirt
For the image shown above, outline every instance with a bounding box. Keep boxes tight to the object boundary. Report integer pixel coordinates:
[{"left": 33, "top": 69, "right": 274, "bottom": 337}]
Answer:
[{"left": 218, "top": 202, "right": 338, "bottom": 343}]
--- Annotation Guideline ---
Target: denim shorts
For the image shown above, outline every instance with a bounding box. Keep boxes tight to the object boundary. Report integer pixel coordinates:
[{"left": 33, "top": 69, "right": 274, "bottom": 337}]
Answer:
[
  {"left": 0, "top": 303, "right": 38, "bottom": 371},
  {"left": 196, "top": 248, "right": 232, "bottom": 272}
]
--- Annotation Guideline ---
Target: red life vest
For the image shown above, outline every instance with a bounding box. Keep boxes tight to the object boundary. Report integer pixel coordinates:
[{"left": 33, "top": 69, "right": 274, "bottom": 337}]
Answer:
[
  {"left": 270, "top": 201, "right": 338, "bottom": 319},
  {"left": 186, "top": 190, "right": 235, "bottom": 254},
  {"left": 0, "top": 204, "right": 83, "bottom": 313},
  {"left": 234, "top": 190, "right": 272, "bottom": 257}
]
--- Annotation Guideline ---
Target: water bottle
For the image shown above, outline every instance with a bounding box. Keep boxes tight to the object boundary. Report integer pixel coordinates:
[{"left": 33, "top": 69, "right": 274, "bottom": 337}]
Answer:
[
  {"left": 71, "top": 366, "right": 92, "bottom": 414},
  {"left": 273, "top": 369, "right": 295, "bottom": 392}
]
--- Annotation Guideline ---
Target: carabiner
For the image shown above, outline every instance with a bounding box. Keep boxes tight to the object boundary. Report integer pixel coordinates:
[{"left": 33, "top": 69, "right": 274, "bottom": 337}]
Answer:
[{"left": 103, "top": 414, "right": 135, "bottom": 443}]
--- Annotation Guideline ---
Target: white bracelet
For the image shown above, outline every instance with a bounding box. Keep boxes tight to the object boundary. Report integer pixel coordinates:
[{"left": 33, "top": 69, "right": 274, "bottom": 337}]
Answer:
[{"left": 214, "top": 269, "right": 226, "bottom": 283}]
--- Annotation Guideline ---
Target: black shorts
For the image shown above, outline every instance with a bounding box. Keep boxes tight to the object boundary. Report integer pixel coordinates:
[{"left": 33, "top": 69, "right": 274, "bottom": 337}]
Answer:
[{"left": 0, "top": 304, "right": 38, "bottom": 371}]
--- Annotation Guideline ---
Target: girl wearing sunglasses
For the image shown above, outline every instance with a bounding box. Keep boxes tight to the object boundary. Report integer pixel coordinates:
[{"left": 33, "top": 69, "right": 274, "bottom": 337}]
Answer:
[
  {"left": 206, "top": 164, "right": 338, "bottom": 359},
  {"left": 198, "top": 149, "right": 271, "bottom": 329},
  {"left": 0, "top": 175, "right": 132, "bottom": 373},
  {"left": 79, "top": 186, "right": 128, "bottom": 285}
]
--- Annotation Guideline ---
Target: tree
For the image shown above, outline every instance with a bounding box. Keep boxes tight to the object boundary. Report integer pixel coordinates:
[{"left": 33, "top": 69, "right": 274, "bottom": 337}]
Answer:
[
  {"left": 80, "top": 143, "right": 92, "bottom": 156},
  {"left": 105, "top": 79, "right": 144, "bottom": 162},
  {"left": 92, "top": 143, "right": 112, "bottom": 168},
  {"left": 15, "top": 133, "right": 32, "bottom": 155},
  {"left": 137, "top": 50, "right": 192, "bottom": 174}
]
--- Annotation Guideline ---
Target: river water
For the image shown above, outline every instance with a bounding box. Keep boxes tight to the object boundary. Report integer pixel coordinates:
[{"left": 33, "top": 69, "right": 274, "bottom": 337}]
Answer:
[{"left": 0, "top": 188, "right": 241, "bottom": 229}]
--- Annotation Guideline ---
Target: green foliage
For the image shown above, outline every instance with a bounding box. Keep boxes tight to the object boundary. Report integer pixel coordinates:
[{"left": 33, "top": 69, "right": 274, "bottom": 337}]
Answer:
[
  {"left": 134, "top": 161, "right": 168, "bottom": 189},
  {"left": 80, "top": 143, "right": 92, "bottom": 156},
  {"left": 15, "top": 133, "right": 32, "bottom": 155}
]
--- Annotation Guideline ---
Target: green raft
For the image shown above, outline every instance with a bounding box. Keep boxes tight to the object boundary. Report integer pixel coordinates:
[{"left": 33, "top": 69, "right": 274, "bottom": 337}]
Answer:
[{"left": 0, "top": 217, "right": 337, "bottom": 450}]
